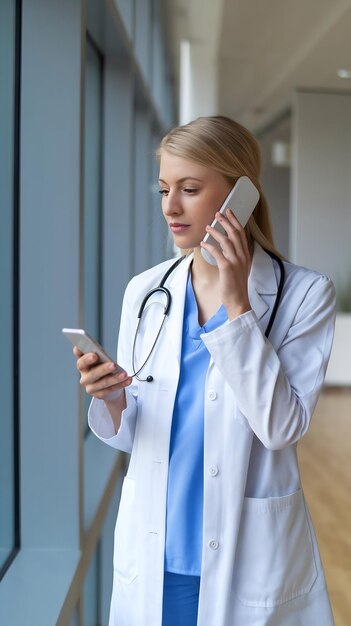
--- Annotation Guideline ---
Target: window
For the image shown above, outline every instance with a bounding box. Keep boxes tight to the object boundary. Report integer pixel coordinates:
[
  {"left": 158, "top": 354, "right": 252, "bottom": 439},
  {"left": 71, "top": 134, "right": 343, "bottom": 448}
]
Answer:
[
  {"left": 0, "top": 0, "right": 20, "bottom": 578},
  {"left": 0, "top": 0, "right": 174, "bottom": 620}
]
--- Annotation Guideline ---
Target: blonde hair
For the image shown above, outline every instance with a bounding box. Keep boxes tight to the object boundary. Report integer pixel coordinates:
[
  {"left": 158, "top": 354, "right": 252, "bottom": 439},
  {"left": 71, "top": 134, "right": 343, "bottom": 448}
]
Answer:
[{"left": 157, "top": 116, "right": 283, "bottom": 259}]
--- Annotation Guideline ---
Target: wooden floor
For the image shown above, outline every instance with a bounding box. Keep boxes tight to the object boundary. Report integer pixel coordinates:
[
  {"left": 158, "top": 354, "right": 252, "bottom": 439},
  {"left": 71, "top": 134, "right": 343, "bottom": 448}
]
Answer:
[{"left": 298, "top": 387, "right": 351, "bottom": 626}]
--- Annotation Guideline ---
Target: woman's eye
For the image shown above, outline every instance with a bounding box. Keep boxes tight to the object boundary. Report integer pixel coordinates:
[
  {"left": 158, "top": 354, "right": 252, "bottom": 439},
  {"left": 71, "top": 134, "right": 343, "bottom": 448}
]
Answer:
[
  {"left": 183, "top": 188, "right": 198, "bottom": 194},
  {"left": 158, "top": 187, "right": 198, "bottom": 196}
]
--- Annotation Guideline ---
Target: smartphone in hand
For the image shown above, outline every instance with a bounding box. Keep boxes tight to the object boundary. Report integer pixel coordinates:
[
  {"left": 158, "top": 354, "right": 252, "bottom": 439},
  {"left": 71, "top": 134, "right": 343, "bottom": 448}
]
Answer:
[
  {"left": 62, "top": 328, "right": 125, "bottom": 373},
  {"left": 201, "top": 176, "right": 259, "bottom": 266}
]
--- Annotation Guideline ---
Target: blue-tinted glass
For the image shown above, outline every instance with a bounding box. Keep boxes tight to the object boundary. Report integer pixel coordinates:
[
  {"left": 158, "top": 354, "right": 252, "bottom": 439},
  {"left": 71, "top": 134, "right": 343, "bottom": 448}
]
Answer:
[
  {"left": 115, "top": 0, "right": 134, "bottom": 38},
  {"left": 135, "top": 0, "right": 151, "bottom": 82},
  {"left": 0, "top": 0, "right": 16, "bottom": 574}
]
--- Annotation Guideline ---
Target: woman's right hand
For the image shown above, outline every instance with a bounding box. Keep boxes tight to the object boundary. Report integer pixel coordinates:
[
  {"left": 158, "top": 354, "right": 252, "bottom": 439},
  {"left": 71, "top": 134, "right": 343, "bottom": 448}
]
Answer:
[{"left": 74, "top": 347, "right": 133, "bottom": 402}]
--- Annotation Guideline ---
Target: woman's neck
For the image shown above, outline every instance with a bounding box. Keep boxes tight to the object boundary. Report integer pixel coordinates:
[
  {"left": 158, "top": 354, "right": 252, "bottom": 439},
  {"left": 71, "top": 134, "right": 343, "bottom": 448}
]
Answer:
[
  {"left": 188, "top": 248, "right": 221, "bottom": 325},
  {"left": 190, "top": 247, "right": 219, "bottom": 286}
]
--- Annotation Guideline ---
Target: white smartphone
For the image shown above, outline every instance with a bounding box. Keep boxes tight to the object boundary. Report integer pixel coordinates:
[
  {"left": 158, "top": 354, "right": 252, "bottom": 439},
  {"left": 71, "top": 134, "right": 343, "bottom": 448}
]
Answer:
[
  {"left": 62, "top": 328, "right": 122, "bottom": 369},
  {"left": 201, "top": 176, "right": 259, "bottom": 266}
]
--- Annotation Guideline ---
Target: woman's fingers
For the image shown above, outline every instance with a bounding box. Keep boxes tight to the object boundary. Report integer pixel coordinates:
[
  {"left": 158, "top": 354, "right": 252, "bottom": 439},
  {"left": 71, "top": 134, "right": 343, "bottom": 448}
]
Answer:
[
  {"left": 202, "top": 209, "right": 252, "bottom": 320},
  {"left": 224, "top": 209, "right": 251, "bottom": 257},
  {"left": 74, "top": 348, "right": 99, "bottom": 372},
  {"left": 73, "top": 347, "right": 131, "bottom": 399},
  {"left": 84, "top": 365, "right": 127, "bottom": 387},
  {"left": 73, "top": 346, "right": 83, "bottom": 358},
  {"left": 205, "top": 210, "right": 250, "bottom": 262},
  {"left": 74, "top": 349, "right": 121, "bottom": 378},
  {"left": 86, "top": 372, "right": 132, "bottom": 396},
  {"left": 79, "top": 358, "right": 127, "bottom": 385},
  {"left": 200, "top": 239, "right": 227, "bottom": 266},
  {"left": 90, "top": 381, "right": 132, "bottom": 401}
]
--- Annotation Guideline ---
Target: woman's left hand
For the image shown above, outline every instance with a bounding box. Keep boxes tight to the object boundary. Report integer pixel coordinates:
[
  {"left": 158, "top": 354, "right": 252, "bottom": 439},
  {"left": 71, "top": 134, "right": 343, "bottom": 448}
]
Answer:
[{"left": 200, "top": 209, "right": 252, "bottom": 320}]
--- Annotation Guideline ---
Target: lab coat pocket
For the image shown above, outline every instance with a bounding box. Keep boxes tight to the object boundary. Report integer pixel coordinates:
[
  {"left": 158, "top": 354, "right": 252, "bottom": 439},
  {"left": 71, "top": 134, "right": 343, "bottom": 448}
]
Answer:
[
  {"left": 234, "top": 489, "right": 317, "bottom": 607},
  {"left": 113, "top": 477, "right": 138, "bottom": 584}
]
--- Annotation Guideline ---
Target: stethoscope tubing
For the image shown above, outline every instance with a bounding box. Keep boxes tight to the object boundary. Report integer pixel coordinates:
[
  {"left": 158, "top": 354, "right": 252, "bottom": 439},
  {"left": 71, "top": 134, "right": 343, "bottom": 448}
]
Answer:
[
  {"left": 263, "top": 250, "right": 285, "bottom": 338},
  {"left": 130, "top": 258, "right": 183, "bottom": 381},
  {"left": 130, "top": 250, "right": 285, "bottom": 381},
  {"left": 131, "top": 312, "right": 167, "bottom": 381}
]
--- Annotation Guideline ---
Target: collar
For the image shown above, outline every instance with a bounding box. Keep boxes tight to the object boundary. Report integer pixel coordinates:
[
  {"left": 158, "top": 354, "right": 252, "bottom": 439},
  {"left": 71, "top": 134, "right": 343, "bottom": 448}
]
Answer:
[
  {"left": 163, "top": 244, "right": 278, "bottom": 361},
  {"left": 248, "top": 242, "right": 278, "bottom": 321}
]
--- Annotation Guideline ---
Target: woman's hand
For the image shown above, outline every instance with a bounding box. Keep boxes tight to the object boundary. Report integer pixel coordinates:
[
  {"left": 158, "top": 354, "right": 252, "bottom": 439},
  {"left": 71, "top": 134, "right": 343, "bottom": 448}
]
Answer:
[
  {"left": 74, "top": 347, "right": 132, "bottom": 402},
  {"left": 200, "top": 208, "right": 252, "bottom": 320}
]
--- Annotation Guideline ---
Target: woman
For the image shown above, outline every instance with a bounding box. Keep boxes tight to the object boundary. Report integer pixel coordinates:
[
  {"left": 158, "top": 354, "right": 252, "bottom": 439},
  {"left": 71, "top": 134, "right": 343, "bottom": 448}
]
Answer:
[{"left": 75, "top": 116, "right": 336, "bottom": 625}]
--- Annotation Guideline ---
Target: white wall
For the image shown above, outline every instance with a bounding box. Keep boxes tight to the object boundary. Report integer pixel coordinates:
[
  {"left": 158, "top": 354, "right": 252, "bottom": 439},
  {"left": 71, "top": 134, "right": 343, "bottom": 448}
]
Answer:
[
  {"left": 291, "top": 90, "right": 351, "bottom": 295},
  {"left": 258, "top": 115, "right": 291, "bottom": 258}
]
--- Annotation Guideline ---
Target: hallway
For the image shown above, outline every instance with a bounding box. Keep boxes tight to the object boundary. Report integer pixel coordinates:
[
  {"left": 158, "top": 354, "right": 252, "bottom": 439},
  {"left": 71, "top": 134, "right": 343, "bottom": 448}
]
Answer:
[{"left": 298, "top": 388, "right": 351, "bottom": 626}]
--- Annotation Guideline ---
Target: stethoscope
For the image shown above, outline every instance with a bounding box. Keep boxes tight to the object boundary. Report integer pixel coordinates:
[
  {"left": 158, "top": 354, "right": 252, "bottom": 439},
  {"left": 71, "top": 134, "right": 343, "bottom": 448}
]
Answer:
[{"left": 131, "top": 250, "right": 285, "bottom": 383}]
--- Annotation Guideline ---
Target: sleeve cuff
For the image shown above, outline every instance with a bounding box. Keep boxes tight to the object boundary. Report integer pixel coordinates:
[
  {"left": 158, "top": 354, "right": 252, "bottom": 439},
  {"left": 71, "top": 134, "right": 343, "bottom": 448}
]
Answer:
[
  {"left": 201, "top": 309, "right": 258, "bottom": 347},
  {"left": 88, "top": 389, "right": 137, "bottom": 452}
]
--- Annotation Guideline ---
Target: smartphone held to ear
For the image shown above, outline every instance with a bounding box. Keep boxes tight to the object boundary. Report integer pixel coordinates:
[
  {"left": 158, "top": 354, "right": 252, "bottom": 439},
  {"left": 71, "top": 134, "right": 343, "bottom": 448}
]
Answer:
[{"left": 201, "top": 176, "right": 259, "bottom": 266}]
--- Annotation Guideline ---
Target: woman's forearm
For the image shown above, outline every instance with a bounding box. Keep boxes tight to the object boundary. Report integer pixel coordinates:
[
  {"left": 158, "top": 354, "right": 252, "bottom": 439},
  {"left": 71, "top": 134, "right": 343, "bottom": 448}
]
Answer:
[{"left": 104, "top": 390, "right": 127, "bottom": 434}]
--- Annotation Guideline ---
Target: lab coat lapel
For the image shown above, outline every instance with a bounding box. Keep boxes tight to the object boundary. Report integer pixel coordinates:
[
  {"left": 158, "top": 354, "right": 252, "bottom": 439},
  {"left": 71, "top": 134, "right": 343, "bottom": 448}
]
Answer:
[
  {"left": 163, "top": 253, "right": 193, "bottom": 363},
  {"left": 248, "top": 243, "right": 278, "bottom": 323},
  {"left": 162, "top": 245, "right": 277, "bottom": 363}
]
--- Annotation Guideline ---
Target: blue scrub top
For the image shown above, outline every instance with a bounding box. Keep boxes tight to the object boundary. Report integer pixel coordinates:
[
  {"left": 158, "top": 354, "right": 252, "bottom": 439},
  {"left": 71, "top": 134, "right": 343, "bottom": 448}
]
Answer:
[{"left": 164, "top": 272, "right": 227, "bottom": 576}]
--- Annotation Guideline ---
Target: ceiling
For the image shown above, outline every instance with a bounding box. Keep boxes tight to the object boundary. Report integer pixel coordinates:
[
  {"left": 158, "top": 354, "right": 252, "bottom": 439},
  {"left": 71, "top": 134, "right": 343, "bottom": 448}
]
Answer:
[{"left": 166, "top": 0, "right": 351, "bottom": 131}]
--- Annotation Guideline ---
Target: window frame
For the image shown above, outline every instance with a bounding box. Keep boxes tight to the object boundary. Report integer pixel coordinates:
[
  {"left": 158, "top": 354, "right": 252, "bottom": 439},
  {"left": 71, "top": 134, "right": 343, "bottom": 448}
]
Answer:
[{"left": 83, "top": 32, "right": 105, "bottom": 434}]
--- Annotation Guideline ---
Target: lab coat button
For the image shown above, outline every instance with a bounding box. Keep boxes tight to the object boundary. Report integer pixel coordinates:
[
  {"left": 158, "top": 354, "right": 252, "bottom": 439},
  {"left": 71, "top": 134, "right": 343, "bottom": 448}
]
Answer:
[
  {"left": 209, "top": 465, "right": 219, "bottom": 476},
  {"left": 208, "top": 390, "right": 217, "bottom": 401},
  {"left": 209, "top": 539, "right": 219, "bottom": 550}
]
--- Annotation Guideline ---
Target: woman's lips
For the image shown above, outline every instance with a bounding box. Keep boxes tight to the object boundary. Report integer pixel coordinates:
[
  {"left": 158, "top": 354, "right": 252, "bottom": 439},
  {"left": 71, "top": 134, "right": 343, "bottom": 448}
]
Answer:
[{"left": 169, "top": 223, "right": 190, "bottom": 233}]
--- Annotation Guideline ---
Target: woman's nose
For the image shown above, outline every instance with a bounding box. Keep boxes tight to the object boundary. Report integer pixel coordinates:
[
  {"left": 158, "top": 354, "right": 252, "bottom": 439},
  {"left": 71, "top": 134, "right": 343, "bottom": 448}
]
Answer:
[{"left": 163, "top": 192, "right": 182, "bottom": 216}]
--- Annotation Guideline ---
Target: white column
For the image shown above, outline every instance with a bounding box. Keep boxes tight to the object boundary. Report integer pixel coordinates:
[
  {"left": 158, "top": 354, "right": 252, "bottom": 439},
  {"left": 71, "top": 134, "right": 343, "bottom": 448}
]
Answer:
[
  {"left": 179, "top": 38, "right": 218, "bottom": 125},
  {"left": 179, "top": 0, "right": 225, "bottom": 124},
  {"left": 291, "top": 90, "right": 351, "bottom": 385}
]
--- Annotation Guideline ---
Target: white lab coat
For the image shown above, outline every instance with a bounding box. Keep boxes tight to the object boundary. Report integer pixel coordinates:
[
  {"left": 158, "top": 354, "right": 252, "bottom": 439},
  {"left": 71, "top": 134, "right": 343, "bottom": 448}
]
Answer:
[{"left": 89, "top": 243, "right": 336, "bottom": 626}]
